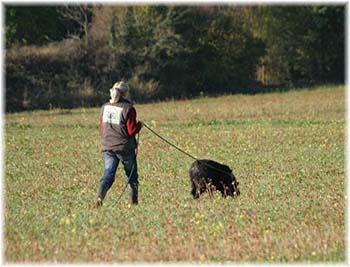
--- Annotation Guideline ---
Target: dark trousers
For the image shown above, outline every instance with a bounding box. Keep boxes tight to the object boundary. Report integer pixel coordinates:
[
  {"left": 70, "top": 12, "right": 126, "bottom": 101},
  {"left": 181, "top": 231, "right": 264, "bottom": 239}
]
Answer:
[{"left": 97, "top": 150, "right": 138, "bottom": 203}]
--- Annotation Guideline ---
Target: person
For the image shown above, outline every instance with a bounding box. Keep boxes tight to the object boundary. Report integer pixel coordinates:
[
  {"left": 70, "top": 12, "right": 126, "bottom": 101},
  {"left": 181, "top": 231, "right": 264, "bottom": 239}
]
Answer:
[{"left": 95, "top": 81, "right": 143, "bottom": 207}]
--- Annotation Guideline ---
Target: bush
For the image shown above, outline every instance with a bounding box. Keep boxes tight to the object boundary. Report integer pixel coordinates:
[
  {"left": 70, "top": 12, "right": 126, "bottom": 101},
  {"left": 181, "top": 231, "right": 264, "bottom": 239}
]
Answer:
[{"left": 5, "top": 39, "right": 102, "bottom": 111}]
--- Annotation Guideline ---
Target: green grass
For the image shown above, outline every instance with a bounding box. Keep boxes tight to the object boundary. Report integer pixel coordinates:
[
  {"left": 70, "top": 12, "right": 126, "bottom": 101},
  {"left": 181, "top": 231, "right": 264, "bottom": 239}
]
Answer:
[{"left": 4, "top": 85, "right": 346, "bottom": 263}]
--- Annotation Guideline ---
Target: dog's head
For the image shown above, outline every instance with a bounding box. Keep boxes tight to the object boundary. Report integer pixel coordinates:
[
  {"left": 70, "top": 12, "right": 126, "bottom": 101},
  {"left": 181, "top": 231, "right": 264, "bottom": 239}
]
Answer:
[
  {"left": 227, "top": 172, "right": 240, "bottom": 197},
  {"left": 232, "top": 178, "right": 240, "bottom": 196}
]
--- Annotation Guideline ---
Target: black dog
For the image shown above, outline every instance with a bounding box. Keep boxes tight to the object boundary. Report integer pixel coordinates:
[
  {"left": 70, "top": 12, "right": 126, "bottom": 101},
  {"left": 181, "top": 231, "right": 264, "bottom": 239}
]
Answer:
[{"left": 189, "top": 159, "right": 240, "bottom": 199}]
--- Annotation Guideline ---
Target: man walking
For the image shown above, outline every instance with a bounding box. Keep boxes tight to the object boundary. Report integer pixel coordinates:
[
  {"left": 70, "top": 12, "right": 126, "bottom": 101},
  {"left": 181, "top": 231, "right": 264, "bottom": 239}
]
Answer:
[{"left": 96, "top": 81, "right": 143, "bottom": 207}]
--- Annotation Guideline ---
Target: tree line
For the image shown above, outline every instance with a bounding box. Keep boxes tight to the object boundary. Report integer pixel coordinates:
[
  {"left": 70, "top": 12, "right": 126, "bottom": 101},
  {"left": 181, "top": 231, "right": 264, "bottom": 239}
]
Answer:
[{"left": 5, "top": 5, "right": 344, "bottom": 111}]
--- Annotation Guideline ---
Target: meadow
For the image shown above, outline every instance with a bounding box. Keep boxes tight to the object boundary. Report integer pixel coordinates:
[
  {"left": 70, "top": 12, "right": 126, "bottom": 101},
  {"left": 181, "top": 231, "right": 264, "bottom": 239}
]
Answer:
[{"left": 4, "top": 85, "right": 346, "bottom": 263}]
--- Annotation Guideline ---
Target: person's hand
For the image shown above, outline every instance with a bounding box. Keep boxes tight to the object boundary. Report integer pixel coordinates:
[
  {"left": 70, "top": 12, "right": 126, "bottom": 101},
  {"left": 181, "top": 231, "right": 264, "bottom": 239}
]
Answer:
[{"left": 139, "top": 121, "right": 144, "bottom": 128}]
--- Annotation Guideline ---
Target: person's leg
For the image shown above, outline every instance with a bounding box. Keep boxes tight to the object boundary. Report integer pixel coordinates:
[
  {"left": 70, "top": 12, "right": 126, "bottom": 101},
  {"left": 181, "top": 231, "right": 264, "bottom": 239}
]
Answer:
[
  {"left": 96, "top": 151, "right": 119, "bottom": 205},
  {"left": 118, "top": 151, "right": 139, "bottom": 205}
]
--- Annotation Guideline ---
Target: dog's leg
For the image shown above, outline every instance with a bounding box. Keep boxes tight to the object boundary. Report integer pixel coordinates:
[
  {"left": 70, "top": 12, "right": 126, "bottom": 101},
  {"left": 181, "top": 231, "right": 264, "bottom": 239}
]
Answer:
[
  {"left": 191, "top": 182, "right": 199, "bottom": 199},
  {"left": 218, "top": 181, "right": 228, "bottom": 198},
  {"left": 205, "top": 178, "right": 214, "bottom": 198},
  {"left": 191, "top": 180, "right": 202, "bottom": 199}
]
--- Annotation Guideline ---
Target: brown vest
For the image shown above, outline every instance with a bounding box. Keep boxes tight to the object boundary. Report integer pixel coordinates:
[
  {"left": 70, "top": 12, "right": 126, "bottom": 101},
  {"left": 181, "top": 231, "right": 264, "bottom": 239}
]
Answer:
[{"left": 100, "top": 99, "right": 137, "bottom": 152}]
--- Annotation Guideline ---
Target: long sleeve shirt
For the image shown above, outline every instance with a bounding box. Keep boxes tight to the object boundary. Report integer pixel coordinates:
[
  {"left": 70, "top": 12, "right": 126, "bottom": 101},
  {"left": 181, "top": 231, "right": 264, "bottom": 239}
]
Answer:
[{"left": 125, "top": 107, "right": 142, "bottom": 135}]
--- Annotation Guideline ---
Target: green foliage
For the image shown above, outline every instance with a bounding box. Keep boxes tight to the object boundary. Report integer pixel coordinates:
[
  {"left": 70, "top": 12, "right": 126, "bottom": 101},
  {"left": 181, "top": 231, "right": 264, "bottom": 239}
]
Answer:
[
  {"left": 5, "top": 5, "right": 345, "bottom": 111},
  {"left": 5, "top": 40, "right": 101, "bottom": 111},
  {"left": 252, "top": 6, "right": 344, "bottom": 85},
  {"left": 116, "top": 6, "right": 142, "bottom": 80},
  {"left": 191, "top": 8, "right": 265, "bottom": 94},
  {"left": 56, "top": 5, "right": 94, "bottom": 46},
  {"left": 4, "top": 86, "right": 345, "bottom": 262},
  {"left": 108, "top": 12, "right": 118, "bottom": 49},
  {"left": 5, "top": 6, "right": 66, "bottom": 47},
  {"left": 135, "top": 6, "right": 192, "bottom": 98},
  {"left": 129, "top": 6, "right": 265, "bottom": 99}
]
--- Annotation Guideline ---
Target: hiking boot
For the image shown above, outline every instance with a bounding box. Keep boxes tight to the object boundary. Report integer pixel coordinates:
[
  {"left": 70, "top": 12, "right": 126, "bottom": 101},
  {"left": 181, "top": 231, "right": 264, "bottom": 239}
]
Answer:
[{"left": 95, "top": 197, "right": 103, "bottom": 208}]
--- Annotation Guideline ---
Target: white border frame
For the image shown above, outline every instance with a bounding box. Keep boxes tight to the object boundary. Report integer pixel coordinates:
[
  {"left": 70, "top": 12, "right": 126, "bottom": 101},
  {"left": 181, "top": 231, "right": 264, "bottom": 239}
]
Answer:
[{"left": 1, "top": 1, "right": 348, "bottom": 267}]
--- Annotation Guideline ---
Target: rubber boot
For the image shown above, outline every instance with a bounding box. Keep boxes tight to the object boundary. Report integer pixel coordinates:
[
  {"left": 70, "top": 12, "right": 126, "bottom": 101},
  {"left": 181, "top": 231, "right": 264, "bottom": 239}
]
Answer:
[
  {"left": 129, "top": 183, "right": 138, "bottom": 205},
  {"left": 95, "top": 196, "right": 103, "bottom": 208}
]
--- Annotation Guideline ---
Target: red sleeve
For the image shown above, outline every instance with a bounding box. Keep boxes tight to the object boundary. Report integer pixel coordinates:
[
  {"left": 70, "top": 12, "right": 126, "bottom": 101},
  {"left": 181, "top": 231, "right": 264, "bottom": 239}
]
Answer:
[{"left": 126, "top": 107, "right": 142, "bottom": 136}]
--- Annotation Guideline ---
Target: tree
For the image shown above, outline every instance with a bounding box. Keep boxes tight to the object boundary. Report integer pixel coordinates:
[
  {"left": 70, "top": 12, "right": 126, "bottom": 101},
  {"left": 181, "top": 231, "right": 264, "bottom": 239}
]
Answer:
[
  {"left": 130, "top": 6, "right": 191, "bottom": 98},
  {"left": 248, "top": 5, "right": 344, "bottom": 85},
  {"left": 307, "top": 6, "right": 344, "bottom": 83},
  {"left": 127, "top": 6, "right": 266, "bottom": 98},
  {"left": 5, "top": 6, "right": 66, "bottom": 47},
  {"left": 108, "top": 12, "right": 118, "bottom": 49},
  {"left": 57, "top": 4, "right": 94, "bottom": 46}
]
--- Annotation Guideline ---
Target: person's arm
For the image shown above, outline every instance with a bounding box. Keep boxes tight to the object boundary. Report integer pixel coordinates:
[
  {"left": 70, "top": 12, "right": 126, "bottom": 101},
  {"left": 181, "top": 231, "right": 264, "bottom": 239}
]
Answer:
[{"left": 126, "top": 107, "right": 143, "bottom": 136}]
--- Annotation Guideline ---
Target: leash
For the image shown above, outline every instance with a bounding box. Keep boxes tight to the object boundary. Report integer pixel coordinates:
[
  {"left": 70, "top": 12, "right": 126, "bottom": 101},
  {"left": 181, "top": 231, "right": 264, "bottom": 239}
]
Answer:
[
  {"left": 143, "top": 123, "right": 233, "bottom": 177},
  {"left": 111, "top": 133, "right": 139, "bottom": 207},
  {"left": 143, "top": 123, "right": 197, "bottom": 161}
]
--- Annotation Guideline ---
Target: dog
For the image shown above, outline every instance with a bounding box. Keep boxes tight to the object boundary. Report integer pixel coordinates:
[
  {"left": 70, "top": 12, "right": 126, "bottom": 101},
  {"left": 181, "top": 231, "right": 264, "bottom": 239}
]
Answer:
[{"left": 189, "top": 159, "right": 240, "bottom": 199}]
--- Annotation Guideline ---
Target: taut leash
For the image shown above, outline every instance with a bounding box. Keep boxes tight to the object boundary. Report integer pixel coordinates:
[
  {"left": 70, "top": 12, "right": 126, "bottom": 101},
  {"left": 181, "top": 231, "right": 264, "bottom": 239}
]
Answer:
[
  {"left": 143, "top": 123, "right": 233, "bottom": 177},
  {"left": 143, "top": 123, "right": 198, "bottom": 161}
]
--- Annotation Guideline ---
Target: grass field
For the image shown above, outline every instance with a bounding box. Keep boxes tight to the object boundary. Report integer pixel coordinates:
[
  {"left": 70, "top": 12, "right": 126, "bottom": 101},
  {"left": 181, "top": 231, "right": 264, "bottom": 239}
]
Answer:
[{"left": 4, "top": 85, "right": 346, "bottom": 263}]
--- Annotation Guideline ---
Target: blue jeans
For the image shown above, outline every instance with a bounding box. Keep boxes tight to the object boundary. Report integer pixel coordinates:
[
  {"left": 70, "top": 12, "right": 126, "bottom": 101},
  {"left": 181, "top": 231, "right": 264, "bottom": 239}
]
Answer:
[{"left": 97, "top": 150, "right": 138, "bottom": 202}]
